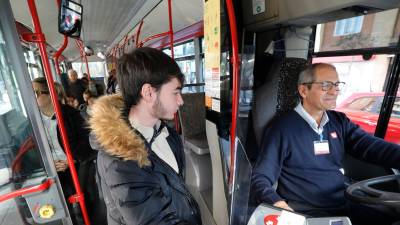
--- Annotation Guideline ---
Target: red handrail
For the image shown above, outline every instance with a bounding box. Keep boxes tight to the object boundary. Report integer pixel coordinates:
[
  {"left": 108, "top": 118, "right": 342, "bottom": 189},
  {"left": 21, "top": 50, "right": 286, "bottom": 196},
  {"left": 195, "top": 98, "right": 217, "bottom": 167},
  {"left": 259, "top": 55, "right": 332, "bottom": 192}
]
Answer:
[
  {"left": 226, "top": 0, "right": 240, "bottom": 186},
  {"left": 135, "top": 20, "right": 144, "bottom": 48},
  {"left": 11, "top": 136, "right": 35, "bottom": 174},
  {"left": 25, "top": 1, "right": 91, "bottom": 225},
  {"left": 75, "top": 39, "right": 91, "bottom": 80},
  {"left": 0, "top": 179, "right": 54, "bottom": 203},
  {"left": 54, "top": 35, "right": 68, "bottom": 75},
  {"left": 138, "top": 31, "right": 170, "bottom": 47}
]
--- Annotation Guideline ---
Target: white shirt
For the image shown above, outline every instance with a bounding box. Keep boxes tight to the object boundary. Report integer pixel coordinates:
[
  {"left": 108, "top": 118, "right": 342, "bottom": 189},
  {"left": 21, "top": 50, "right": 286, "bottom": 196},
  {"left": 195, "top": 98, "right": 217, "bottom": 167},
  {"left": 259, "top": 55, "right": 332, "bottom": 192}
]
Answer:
[
  {"left": 294, "top": 103, "right": 329, "bottom": 139},
  {"left": 130, "top": 119, "right": 179, "bottom": 173},
  {"left": 41, "top": 113, "right": 67, "bottom": 161}
]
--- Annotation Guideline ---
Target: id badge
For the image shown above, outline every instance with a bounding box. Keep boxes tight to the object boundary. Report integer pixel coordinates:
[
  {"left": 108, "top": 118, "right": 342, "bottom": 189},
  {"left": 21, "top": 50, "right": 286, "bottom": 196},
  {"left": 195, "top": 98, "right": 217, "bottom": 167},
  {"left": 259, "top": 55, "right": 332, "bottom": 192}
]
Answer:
[{"left": 313, "top": 140, "right": 330, "bottom": 155}]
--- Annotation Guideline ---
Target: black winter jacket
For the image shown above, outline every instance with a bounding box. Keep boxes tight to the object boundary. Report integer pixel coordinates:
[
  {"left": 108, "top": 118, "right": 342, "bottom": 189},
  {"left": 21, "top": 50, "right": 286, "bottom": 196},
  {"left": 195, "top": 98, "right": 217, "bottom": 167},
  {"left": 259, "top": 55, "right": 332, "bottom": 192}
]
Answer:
[
  {"left": 89, "top": 95, "right": 201, "bottom": 225},
  {"left": 56, "top": 103, "right": 93, "bottom": 162}
]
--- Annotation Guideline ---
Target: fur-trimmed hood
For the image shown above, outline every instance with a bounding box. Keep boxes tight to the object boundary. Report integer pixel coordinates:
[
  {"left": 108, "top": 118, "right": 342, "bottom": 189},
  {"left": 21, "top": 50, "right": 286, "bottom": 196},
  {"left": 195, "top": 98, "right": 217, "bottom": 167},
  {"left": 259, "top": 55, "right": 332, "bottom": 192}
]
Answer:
[{"left": 88, "top": 94, "right": 150, "bottom": 167}]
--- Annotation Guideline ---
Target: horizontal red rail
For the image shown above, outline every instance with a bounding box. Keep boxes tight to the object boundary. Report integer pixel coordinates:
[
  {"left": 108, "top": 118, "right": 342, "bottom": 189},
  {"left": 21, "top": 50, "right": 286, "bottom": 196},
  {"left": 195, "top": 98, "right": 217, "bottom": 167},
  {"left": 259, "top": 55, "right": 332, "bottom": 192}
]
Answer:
[
  {"left": 138, "top": 31, "right": 170, "bottom": 47},
  {"left": 0, "top": 179, "right": 54, "bottom": 203}
]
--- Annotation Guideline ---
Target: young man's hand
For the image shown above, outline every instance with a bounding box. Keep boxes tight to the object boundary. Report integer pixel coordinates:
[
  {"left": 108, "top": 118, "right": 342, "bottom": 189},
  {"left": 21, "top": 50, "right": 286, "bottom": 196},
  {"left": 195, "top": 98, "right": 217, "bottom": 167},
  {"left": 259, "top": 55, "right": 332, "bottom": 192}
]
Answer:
[
  {"left": 273, "top": 200, "right": 294, "bottom": 211},
  {"left": 54, "top": 160, "right": 69, "bottom": 172}
]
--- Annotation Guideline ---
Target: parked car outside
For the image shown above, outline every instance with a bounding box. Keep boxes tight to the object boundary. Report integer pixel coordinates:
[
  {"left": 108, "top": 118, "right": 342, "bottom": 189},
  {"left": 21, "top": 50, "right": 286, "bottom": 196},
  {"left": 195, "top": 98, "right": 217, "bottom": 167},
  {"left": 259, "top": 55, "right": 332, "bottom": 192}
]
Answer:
[{"left": 335, "top": 92, "right": 400, "bottom": 144}]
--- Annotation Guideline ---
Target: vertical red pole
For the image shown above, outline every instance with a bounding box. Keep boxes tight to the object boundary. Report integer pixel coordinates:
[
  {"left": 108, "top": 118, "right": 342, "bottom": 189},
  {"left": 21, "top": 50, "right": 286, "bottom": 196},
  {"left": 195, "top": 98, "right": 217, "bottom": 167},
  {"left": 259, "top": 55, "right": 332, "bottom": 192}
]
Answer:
[
  {"left": 135, "top": 20, "right": 144, "bottom": 48},
  {"left": 26, "top": 1, "right": 91, "bottom": 225},
  {"left": 167, "top": 0, "right": 180, "bottom": 132},
  {"left": 226, "top": 0, "right": 240, "bottom": 186},
  {"left": 168, "top": 0, "right": 174, "bottom": 59}
]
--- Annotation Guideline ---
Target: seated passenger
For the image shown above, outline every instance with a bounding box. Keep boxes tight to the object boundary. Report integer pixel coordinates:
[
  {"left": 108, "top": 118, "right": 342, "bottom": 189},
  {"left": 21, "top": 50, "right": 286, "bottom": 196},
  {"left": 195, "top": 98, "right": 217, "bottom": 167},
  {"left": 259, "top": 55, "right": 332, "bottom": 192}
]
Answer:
[
  {"left": 89, "top": 47, "right": 201, "bottom": 225},
  {"left": 251, "top": 63, "right": 400, "bottom": 225}
]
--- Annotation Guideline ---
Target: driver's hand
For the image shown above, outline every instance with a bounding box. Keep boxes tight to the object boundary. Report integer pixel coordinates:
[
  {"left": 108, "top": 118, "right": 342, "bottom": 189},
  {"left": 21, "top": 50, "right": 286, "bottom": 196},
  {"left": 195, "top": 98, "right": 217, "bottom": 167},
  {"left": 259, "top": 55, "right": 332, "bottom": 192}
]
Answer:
[{"left": 273, "top": 200, "right": 294, "bottom": 211}]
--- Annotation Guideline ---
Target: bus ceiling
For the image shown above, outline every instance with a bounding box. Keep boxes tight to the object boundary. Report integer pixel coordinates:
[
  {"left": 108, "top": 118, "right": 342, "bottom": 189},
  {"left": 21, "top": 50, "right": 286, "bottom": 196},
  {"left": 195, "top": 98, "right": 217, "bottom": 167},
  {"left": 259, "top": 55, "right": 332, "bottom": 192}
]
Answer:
[
  {"left": 242, "top": 0, "right": 400, "bottom": 31},
  {"left": 9, "top": 0, "right": 203, "bottom": 62}
]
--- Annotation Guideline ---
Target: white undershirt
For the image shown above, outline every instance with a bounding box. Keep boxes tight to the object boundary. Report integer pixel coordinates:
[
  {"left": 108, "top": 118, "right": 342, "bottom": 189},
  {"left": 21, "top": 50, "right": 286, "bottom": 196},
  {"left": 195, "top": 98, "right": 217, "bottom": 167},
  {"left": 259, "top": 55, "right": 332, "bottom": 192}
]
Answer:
[
  {"left": 130, "top": 119, "right": 179, "bottom": 173},
  {"left": 294, "top": 103, "right": 329, "bottom": 137},
  {"left": 41, "top": 113, "right": 67, "bottom": 161}
]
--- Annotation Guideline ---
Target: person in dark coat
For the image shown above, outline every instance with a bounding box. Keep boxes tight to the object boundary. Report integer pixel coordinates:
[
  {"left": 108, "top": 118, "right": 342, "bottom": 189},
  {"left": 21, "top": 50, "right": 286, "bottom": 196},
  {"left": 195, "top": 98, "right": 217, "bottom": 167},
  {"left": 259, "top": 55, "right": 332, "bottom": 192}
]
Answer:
[
  {"left": 89, "top": 47, "right": 202, "bottom": 225},
  {"left": 105, "top": 68, "right": 117, "bottom": 94},
  {"left": 251, "top": 63, "right": 400, "bottom": 225},
  {"left": 67, "top": 69, "right": 86, "bottom": 104}
]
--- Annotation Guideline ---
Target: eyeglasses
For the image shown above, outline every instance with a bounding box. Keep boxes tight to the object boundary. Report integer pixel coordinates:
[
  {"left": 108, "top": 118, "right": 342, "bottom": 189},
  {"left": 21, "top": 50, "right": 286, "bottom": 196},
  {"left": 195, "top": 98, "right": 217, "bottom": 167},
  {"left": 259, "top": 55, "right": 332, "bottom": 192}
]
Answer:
[
  {"left": 34, "top": 90, "right": 50, "bottom": 97},
  {"left": 302, "top": 81, "right": 346, "bottom": 91}
]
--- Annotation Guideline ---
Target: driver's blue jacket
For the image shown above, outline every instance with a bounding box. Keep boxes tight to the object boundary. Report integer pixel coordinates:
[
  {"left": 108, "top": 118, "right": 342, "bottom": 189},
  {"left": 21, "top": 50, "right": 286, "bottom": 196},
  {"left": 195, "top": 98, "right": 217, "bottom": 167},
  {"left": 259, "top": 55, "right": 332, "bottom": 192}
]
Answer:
[{"left": 251, "top": 110, "right": 400, "bottom": 208}]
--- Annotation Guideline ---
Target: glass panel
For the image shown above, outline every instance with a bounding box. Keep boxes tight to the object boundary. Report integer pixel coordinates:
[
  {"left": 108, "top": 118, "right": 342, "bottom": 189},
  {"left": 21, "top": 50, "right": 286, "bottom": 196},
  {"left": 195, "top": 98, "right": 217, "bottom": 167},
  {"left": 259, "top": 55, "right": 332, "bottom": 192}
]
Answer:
[
  {"left": 23, "top": 49, "right": 43, "bottom": 80},
  {"left": 315, "top": 9, "right": 400, "bottom": 52},
  {"left": 163, "top": 48, "right": 171, "bottom": 56},
  {"left": 0, "top": 17, "right": 65, "bottom": 225},
  {"left": 177, "top": 59, "right": 197, "bottom": 93},
  {"left": 314, "top": 55, "right": 393, "bottom": 136},
  {"left": 386, "top": 88, "right": 400, "bottom": 144},
  {"left": 200, "top": 37, "right": 205, "bottom": 53},
  {"left": 71, "top": 61, "right": 106, "bottom": 78},
  {"left": 230, "top": 138, "right": 252, "bottom": 225},
  {"left": 173, "top": 41, "right": 195, "bottom": 58}
]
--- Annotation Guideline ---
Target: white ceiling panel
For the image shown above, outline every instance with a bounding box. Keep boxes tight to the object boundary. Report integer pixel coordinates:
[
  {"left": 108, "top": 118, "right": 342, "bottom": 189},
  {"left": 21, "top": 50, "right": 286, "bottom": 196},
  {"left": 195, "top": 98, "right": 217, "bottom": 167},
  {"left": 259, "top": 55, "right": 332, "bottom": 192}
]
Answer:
[{"left": 10, "top": 0, "right": 204, "bottom": 62}]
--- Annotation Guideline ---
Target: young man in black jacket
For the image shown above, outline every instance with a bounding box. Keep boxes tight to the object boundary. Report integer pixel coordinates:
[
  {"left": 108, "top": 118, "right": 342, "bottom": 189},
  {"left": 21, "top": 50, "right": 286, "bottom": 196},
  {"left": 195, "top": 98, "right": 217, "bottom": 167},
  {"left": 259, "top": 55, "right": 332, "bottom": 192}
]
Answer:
[{"left": 89, "top": 47, "right": 201, "bottom": 225}]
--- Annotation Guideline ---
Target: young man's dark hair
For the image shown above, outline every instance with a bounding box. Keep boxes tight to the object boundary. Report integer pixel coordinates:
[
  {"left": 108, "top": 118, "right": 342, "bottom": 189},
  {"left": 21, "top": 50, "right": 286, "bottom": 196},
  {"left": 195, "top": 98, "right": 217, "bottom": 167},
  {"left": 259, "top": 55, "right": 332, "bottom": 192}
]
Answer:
[{"left": 117, "top": 47, "right": 184, "bottom": 110}]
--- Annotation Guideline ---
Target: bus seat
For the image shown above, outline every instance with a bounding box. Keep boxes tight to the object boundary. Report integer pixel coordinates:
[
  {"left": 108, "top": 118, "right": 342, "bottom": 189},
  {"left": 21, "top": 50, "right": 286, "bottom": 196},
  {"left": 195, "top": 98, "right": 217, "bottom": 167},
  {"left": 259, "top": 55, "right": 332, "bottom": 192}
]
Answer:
[
  {"left": 252, "top": 57, "right": 307, "bottom": 148},
  {"left": 179, "top": 92, "right": 209, "bottom": 155},
  {"left": 179, "top": 92, "right": 213, "bottom": 214}
]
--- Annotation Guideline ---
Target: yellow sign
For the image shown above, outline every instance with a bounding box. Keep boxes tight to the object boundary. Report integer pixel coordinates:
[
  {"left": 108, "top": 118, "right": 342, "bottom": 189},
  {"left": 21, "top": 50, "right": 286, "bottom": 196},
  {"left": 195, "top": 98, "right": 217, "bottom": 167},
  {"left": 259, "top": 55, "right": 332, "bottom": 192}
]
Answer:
[
  {"left": 204, "top": 0, "right": 221, "bottom": 111},
  {"left": 39, "top": 204, "right": 56, "bottom": 219}
]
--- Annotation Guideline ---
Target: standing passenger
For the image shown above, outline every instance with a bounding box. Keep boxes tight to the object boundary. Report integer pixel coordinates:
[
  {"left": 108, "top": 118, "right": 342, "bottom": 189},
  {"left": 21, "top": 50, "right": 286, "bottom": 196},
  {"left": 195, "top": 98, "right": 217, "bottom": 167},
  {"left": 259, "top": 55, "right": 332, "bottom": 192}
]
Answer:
[
  {"left": 67, "top": 69, "right": 86, "bottom": 104},
  {"left": 105, "top": 69, "right": 117, "bottom": 94},
  {"left": 89, "top": 47, "right": 201, "bottom": 225}
]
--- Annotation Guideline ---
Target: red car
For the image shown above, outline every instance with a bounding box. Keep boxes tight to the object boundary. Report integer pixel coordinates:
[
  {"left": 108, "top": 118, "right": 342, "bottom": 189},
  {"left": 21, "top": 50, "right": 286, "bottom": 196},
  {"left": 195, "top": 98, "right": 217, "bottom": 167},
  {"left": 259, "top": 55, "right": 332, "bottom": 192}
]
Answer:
[{"left": 335, "top": 92, "right": 400, "bottom": 144}]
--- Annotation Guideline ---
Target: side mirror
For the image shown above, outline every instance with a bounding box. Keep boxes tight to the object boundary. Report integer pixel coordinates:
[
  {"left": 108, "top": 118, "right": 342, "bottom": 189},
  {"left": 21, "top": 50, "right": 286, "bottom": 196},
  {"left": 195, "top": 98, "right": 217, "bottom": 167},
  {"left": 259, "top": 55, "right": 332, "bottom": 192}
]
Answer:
[{"left": 58, "top": 0, "right": 82, "bottom": 38}]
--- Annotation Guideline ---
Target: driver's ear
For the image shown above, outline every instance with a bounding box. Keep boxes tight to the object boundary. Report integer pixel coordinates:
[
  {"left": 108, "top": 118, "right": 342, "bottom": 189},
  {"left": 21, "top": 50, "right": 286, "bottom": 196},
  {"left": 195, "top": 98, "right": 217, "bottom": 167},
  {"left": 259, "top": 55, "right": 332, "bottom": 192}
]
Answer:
[{"left": 298, "top": 85, "right": 307, "bottom": 99}]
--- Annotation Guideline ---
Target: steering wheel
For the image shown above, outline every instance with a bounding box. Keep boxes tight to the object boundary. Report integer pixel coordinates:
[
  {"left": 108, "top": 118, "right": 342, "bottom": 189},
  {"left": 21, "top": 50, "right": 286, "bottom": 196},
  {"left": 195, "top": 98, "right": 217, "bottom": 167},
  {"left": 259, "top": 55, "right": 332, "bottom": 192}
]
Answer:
[{"left": 346, "top": 174, "right": 400, "bottom": 209}]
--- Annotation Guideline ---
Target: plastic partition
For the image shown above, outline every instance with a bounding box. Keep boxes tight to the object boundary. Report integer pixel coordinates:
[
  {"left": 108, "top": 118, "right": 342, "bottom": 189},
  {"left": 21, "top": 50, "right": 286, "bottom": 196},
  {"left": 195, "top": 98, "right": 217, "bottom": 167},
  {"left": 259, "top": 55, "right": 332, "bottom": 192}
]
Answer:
[{"left": 230, "top": 138, "right": 252, "bottom": 225}]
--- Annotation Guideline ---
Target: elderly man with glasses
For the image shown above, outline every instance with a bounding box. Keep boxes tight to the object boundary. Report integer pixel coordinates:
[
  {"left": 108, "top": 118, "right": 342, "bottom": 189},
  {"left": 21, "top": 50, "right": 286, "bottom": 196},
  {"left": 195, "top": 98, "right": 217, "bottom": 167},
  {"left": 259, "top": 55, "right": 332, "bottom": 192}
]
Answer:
[{"left": 251, "top": 63, "right": 400, "bottom": 225}]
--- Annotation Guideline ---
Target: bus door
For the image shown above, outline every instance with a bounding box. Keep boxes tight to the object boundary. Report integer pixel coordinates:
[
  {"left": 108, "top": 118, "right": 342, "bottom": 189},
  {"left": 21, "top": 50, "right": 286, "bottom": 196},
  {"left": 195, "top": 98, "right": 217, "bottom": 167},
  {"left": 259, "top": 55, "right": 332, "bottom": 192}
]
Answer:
[{"left": 0, "top": 1, "right": 73, "bottom": 224}]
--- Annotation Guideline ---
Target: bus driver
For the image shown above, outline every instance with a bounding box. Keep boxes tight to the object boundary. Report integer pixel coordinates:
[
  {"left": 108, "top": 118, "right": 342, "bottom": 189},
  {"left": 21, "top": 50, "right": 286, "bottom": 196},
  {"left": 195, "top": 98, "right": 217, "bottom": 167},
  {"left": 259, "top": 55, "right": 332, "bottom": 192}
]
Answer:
[{"left": 251, "top": 63, "right": 400, "bottom": 225}]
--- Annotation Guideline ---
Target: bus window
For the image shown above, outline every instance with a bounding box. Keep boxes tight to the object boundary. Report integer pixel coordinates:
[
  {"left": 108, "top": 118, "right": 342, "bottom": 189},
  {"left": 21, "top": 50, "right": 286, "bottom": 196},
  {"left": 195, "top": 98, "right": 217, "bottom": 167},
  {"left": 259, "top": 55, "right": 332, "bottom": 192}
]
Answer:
[
  {"left": 23, "top": 49, "right": 44, "bottom": 80},
  {"left": 164, "top": 40, "right": 204, "bottom": 93},
  {"left": 71, "top": 61, "right": 106, "bottom": 78},
  {"left": 386, "top": 88, "right": 400, "bottom": 144},
  {"left": 314, "top": 9, "right": 400, "bottom": 52}
]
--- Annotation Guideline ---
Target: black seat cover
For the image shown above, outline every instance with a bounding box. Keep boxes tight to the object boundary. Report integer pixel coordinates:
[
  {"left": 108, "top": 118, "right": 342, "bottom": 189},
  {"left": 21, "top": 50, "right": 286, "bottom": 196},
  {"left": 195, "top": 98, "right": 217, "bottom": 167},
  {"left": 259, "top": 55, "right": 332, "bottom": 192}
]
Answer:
[{"left": 252, "top": 57, "right": 307, "bottom": 148}]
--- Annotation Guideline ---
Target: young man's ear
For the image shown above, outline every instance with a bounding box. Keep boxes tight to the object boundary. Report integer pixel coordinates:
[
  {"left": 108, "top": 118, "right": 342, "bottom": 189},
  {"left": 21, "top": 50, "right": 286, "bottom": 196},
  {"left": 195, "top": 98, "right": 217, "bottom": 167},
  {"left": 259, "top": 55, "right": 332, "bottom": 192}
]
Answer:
[{"left": 141, "top": 83, "right": 156, "bottom": 102}]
